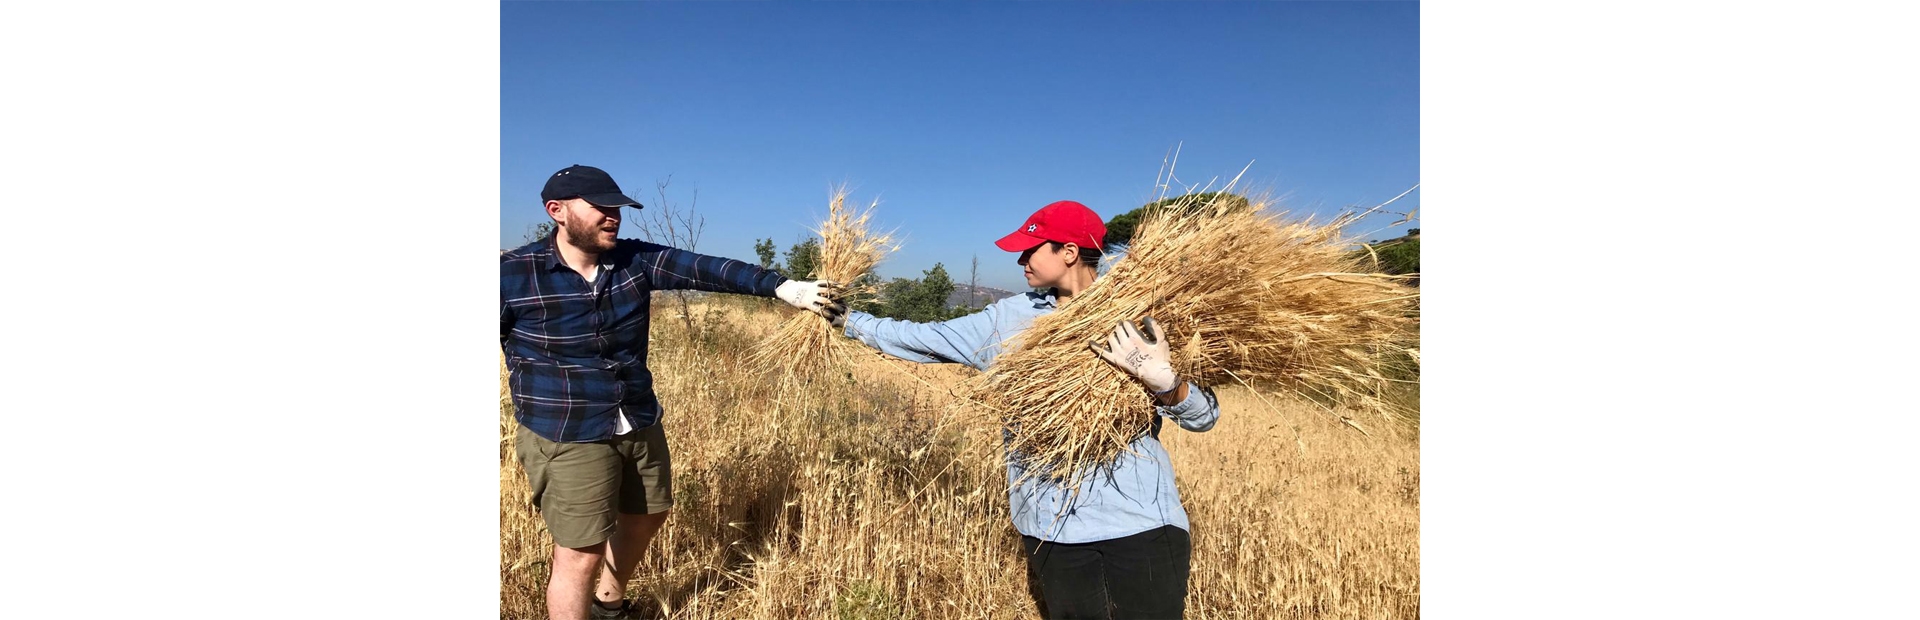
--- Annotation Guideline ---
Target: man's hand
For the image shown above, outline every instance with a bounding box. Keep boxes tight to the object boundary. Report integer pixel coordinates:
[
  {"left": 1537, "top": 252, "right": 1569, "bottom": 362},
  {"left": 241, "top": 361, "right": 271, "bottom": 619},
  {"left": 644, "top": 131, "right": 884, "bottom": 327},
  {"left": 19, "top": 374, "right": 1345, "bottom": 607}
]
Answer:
[
  {"left": 775, "top": 279, "right": 847, "bottom": 327},
  {"left": 1090, "top": 317, "right": 1179, "bottom": 394}
]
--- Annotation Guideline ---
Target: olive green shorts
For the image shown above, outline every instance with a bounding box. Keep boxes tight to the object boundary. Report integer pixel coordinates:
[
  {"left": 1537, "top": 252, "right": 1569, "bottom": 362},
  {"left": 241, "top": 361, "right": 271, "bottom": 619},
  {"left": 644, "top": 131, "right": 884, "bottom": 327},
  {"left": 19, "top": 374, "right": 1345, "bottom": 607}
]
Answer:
[{"left": 514, "top": 421, "right": 674, "bottom": 549}]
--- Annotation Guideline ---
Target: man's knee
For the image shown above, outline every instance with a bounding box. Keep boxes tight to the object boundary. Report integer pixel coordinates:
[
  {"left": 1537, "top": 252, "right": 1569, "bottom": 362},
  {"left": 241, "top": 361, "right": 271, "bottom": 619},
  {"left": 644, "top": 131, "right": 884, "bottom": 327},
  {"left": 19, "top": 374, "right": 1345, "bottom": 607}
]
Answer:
[
  {"left": 552, "top": 542, "right": 607, "bottom": 574},
  {"left": 623, "top": 509, "right": 669, "bottom": 523}
]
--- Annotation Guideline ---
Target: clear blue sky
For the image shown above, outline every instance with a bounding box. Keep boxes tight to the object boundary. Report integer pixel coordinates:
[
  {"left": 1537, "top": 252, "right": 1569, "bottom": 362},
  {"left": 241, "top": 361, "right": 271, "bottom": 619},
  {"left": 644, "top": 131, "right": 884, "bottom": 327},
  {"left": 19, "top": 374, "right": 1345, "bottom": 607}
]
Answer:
[{"left": 502, "top": 1, "right": 1418, "bottom": 292}]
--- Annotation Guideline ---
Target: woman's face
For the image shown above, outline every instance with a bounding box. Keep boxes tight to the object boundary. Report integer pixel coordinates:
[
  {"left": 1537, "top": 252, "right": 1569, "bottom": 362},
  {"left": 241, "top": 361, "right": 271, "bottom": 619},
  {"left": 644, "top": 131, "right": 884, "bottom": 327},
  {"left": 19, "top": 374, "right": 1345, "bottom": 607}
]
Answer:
[{"left": 1018, "top": 242, "right": 1077, "bottom": 288}]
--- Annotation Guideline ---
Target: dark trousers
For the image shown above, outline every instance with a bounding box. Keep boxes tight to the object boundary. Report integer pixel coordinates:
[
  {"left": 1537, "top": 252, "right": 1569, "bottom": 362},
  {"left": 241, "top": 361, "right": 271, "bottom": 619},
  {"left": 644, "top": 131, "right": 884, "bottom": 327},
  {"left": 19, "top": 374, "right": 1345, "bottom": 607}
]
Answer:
[{"left": 1021, "top": 525, "right": 1192, "bottom": 620}]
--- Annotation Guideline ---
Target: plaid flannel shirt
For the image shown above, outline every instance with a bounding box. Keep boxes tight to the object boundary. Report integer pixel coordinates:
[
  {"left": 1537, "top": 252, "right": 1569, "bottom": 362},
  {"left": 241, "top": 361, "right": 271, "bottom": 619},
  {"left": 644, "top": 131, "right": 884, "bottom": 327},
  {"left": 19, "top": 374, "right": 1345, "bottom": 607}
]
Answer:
[{"left": 501, "top": 234, "right": 786, "bottom": 442}]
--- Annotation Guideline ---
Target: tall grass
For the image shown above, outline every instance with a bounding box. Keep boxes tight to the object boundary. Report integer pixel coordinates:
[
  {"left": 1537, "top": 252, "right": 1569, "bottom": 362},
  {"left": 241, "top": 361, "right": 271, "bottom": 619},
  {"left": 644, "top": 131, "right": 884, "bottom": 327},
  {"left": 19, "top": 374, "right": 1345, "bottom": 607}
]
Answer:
[{"left": 501, "top": 296, "right": 1418, "bottom": 619}]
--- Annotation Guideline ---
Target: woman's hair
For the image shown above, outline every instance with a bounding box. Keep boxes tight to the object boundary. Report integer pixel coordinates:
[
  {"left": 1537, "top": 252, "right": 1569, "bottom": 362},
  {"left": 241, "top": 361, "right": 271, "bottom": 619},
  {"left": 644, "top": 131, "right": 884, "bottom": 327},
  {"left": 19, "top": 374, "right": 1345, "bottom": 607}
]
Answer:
[{"left": 1046, "top": 241, "right": 1104, "bottom": 270}]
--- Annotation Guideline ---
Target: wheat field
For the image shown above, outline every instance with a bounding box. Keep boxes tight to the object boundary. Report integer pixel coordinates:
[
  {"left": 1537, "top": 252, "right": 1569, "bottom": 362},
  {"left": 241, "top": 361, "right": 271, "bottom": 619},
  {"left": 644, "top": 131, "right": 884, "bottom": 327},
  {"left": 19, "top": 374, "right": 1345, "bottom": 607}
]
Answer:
[{"left": 501, "top": 296, "right": 1419, "bottom": 619}]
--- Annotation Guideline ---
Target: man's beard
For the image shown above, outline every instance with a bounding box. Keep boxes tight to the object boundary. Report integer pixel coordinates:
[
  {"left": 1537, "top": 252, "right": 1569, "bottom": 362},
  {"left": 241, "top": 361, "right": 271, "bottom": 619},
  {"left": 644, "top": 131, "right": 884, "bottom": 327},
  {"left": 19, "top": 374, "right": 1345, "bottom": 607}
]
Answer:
[{"left": 560, "top": 214, "right": 617, "bottom": 253}]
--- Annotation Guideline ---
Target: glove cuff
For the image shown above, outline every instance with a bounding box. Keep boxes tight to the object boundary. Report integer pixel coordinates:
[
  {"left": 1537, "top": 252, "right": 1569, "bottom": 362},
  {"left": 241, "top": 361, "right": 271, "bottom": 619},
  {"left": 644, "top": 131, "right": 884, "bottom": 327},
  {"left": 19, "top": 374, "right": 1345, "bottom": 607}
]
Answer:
[
  {"left": 774, "top": 280, "right": 802, "bottom": 306},
  {"left": 1143, "top": 362, "right": 1179, "bottom": 394}
]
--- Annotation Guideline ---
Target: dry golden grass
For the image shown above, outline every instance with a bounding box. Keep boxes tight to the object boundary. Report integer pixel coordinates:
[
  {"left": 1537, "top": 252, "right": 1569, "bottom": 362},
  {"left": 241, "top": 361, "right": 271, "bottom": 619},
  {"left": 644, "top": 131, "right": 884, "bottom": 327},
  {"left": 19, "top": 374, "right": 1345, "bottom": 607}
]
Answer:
[
  {"left": 501, "top": 297, "right": 1417, "bottom": 619},
  {"left": 974, "top": 193, "right": 1421, "bottom": 483},
  {"left": 748, "top": 189, "right": 896, "bottom": 383}
]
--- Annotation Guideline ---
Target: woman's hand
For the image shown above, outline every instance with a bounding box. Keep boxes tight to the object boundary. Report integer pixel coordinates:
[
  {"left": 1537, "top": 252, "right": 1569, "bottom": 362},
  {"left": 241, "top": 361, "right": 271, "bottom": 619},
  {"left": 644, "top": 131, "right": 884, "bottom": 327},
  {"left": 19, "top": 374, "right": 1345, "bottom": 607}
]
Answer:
[{"left": 1091, "top": 317, "right": 1179, "bottom": 395}]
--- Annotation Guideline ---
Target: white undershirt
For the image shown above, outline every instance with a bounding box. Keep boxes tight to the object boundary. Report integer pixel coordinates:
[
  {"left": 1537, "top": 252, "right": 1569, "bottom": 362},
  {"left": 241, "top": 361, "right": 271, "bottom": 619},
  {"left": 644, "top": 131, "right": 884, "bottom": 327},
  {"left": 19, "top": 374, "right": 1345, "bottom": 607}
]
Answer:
[{"left": 582, "top": 263, "right": 636, "bottom": 435}]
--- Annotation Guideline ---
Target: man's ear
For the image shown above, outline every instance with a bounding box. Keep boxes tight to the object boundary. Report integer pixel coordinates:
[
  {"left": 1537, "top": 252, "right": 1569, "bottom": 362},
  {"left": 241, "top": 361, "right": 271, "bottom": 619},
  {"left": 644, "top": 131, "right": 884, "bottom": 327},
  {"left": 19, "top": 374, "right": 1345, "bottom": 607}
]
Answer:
[{"left": 544, "top": 199, "right": 566, "bottom": 224}]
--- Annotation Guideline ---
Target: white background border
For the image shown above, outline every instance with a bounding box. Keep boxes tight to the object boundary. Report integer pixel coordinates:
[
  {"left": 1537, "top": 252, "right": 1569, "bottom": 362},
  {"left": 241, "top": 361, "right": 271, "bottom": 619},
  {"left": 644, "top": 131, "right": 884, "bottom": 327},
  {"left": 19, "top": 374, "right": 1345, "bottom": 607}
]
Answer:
[{"left": 3, "top": 2, "right": 1914, "bottom": 618}]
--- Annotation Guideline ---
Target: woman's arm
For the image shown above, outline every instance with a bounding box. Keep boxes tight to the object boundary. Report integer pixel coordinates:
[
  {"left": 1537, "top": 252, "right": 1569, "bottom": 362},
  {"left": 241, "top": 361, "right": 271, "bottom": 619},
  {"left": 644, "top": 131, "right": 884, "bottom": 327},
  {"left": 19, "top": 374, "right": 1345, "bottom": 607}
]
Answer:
[
  {"left": 1153, "top": 383, "right": 1188, "bottom": 406},
  {"left": 1093, "top": 317, "right": 1220, "bottom": 432},
  {"left": 842, "top": 303, "right": 1001, "bottom": 370},
  {"left": 1155, "top": 382, "right": 1219, "bottom": 432}
]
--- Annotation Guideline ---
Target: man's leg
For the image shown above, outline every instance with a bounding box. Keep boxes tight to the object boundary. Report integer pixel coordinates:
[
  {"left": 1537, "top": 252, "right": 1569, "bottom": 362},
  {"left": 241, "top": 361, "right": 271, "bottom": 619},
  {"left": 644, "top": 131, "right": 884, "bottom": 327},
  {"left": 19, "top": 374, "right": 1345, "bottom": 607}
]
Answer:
[
  {"left": 595, "top": 511, "right": 670, "bottom": 606},
  {"left": 551, "top": 542, "right": 609, "bottom": 620},
  {"left": 515, "top": 424, "right": 623, "bottom": 620},
  {"left": 596, "top": 421, "right": 676, "bottom": 609}
]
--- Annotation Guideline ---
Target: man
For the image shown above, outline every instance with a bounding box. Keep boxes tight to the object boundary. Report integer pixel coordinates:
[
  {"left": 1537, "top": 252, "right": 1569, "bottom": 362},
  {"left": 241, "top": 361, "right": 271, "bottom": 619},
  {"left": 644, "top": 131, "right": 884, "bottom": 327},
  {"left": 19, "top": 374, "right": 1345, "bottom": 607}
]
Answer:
[{"left": 501, "top": 165, "right": 842, "bottom": 620}]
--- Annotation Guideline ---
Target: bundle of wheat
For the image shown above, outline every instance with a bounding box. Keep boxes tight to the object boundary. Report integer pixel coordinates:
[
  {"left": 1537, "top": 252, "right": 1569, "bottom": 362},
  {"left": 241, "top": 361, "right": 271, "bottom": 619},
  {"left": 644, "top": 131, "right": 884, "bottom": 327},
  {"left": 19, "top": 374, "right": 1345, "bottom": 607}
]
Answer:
[
  {"left": 750, "top": 190, "right": 896, "bottom": 382},
  {"left": 972, "top": 192, "right": 1419, "bottom": 481}
]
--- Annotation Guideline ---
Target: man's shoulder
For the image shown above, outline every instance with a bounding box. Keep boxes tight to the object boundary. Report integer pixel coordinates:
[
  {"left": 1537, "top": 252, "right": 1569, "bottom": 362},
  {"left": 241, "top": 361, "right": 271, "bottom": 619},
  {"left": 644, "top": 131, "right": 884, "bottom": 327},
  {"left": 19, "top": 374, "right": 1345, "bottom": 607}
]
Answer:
[
  {"left": 501, "top": 239, "right": 556, "bottom": 286},
  {"left": 617, "top": 238, "right": 671, "bottom": 249},
  {"left": 501, "top": 238, "right": 549, "bottom": 262},
  {"left": 610, "top": 238, "right": 673, "bottom": 256}
]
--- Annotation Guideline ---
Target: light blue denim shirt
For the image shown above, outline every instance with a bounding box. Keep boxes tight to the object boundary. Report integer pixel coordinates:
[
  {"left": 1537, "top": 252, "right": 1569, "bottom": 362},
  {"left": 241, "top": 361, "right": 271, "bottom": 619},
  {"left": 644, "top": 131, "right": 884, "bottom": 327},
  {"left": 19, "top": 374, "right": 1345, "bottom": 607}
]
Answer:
[{"left": 843, "top": 291, "right": 1220, "bottom": 544}]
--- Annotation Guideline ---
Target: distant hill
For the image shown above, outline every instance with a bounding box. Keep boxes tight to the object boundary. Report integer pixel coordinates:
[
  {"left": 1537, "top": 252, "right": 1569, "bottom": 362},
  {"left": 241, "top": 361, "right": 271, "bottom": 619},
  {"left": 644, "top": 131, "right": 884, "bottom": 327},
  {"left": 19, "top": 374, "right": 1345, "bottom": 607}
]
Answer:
[{"left": 947, "top": 284, "right": 1017, "bottom": 310}]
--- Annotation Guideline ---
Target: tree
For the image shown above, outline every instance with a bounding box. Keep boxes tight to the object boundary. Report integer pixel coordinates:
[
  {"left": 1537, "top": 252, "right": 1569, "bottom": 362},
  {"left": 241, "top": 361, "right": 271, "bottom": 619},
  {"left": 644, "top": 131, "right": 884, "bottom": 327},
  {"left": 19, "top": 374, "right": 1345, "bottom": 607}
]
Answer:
[
  {"left": 521, "top": 221, "right": 555, "bottom": 246},
  {"left": 1103, "top": 192, "right": 1252, "bottom": 247},
  {"left": 910, "top": 263, "right": 959, "bottom": 321},
  {"left": 631, "top": 176, "right": 706, "bottom": 336},
  {"left": 753, "top": 238, "right": 777, "bottom": 269},
  {"left": 966, "top": 254, "right": 979, "bottom": 311},
  {"left": 866, "top": 263, "right": 966, "bottom": 322},
  {"left": 844, "top": 272, "right": 886, "bottom": 314},
  {"left": 783, "top": 237, "right": 821, "bottom": 280},
  {"left": 874, "top": 277, "right": 917, "bottom": 318}
]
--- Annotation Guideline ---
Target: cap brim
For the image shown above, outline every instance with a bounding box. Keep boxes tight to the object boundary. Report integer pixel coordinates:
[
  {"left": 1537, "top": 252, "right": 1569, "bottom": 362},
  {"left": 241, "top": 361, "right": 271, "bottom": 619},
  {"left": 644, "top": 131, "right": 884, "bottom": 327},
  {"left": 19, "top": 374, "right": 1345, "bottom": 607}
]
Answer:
[
  {"left": 580, "top": 192, "right": 644, "bottom": 209},
  {"left": 994, "top": 231, "right": 1048, "bottom": 252}
]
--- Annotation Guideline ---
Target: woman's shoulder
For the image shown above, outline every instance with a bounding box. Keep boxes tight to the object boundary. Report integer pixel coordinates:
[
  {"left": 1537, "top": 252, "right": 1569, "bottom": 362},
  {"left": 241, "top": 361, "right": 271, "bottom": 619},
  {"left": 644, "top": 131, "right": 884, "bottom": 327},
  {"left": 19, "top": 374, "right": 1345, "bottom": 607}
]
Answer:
[{"left": 994, "top": 290, "right": 1055, "bottom": 310}]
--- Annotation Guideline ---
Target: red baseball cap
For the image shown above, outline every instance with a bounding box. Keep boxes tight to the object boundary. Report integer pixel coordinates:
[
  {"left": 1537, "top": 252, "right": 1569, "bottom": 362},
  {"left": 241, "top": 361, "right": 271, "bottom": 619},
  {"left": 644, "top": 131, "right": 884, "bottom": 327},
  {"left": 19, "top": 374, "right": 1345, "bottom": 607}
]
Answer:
[{"left": 994, "top": 200, "right": 1107, "bottom": 252}]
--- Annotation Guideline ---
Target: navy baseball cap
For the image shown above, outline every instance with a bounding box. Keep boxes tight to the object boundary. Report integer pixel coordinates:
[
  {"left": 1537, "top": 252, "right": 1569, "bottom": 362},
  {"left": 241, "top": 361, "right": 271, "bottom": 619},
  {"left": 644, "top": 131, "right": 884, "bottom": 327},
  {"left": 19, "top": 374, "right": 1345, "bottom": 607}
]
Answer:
[{"left": 540, "top": 165, "right": 643, "bottom": 208}]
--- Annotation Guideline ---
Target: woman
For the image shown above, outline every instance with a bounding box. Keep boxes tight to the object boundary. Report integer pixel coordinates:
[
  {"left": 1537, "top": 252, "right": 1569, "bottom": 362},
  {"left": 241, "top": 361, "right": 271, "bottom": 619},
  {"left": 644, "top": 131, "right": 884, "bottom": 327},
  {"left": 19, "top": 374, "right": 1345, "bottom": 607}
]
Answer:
[{"left": 831, "top": 200, "right": 1219, "bottom": 619}]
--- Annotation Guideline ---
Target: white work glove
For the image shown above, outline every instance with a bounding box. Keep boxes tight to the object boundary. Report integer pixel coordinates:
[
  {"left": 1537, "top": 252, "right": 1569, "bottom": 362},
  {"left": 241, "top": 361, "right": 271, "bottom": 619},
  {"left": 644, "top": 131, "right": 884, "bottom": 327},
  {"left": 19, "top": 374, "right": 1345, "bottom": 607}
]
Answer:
[
  {"left": 775, "top": 279, "right": 847, "bottom": 326},
  {"left": 1091, "top": 317, "right": 1180, "bottom": 394}
]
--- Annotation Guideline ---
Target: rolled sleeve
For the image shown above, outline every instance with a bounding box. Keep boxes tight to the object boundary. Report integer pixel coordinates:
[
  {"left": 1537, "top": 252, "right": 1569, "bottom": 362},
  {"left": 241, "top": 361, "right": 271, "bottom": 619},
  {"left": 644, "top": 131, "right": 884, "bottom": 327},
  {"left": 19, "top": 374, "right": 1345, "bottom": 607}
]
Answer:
[{"left": 1156, "top": 383, "right": 1219, "bottom": 432}]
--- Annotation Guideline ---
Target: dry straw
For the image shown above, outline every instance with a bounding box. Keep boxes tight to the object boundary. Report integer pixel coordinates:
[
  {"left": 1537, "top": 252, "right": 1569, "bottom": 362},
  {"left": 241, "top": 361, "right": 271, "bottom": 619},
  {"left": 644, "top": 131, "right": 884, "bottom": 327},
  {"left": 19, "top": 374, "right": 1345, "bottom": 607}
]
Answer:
[
  {"left": 750, "top": 189, "right": 897, "bottom": 382},
  {"left": 972, "top": 187, "right": 1421, "bottom": 482}
]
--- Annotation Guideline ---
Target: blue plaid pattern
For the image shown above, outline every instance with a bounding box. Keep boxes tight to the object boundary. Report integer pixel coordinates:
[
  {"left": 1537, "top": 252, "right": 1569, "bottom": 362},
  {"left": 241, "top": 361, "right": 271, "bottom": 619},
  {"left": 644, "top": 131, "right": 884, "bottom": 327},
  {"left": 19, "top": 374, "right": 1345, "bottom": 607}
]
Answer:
[{"left": 501, "top": 234, "right": 786, "bottom": 442}]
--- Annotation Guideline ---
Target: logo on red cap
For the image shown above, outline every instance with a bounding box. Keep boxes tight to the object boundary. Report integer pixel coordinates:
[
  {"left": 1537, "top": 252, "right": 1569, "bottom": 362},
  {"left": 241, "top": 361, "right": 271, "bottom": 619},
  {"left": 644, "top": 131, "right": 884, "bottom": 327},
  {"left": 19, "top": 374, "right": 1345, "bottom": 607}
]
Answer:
[{"left": 995, "top": 200, "right": 1106, "bottom": 252}]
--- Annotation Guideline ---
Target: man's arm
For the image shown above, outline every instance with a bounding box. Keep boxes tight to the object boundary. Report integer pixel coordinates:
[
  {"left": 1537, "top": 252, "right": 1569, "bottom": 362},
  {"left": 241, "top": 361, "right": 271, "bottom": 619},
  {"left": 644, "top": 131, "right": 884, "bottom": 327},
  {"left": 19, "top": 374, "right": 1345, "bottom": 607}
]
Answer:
[
  {"left": 634, "top": 241, "right": 845, "bottom": 322},
  {"left": 500, "top": 303, "right": 513, "bottom": 348},
  {"left": 634, "top": 242, "right": 786, "bottom": 297},
  {"left": 500, "top": 254, "right": 516, "bottom": 350}
]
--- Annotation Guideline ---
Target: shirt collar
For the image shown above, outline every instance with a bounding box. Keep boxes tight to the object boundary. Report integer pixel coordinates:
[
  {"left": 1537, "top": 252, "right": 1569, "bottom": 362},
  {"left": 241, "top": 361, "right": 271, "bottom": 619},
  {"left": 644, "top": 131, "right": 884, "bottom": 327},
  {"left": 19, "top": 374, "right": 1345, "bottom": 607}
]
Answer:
[
  {"left": 538, "top": 232, "right": 615, "bottom": 273},
  {"left": 539, "top": 233, "right": 568, "bottom": 272}
]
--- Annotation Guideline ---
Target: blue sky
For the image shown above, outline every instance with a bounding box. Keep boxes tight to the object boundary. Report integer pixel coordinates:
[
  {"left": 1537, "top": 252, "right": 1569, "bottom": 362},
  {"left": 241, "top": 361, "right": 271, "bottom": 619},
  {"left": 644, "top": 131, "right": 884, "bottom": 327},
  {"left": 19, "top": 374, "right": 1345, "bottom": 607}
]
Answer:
[{"left": 502, "top": 1, "right": 1418, "bottom": 291}]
